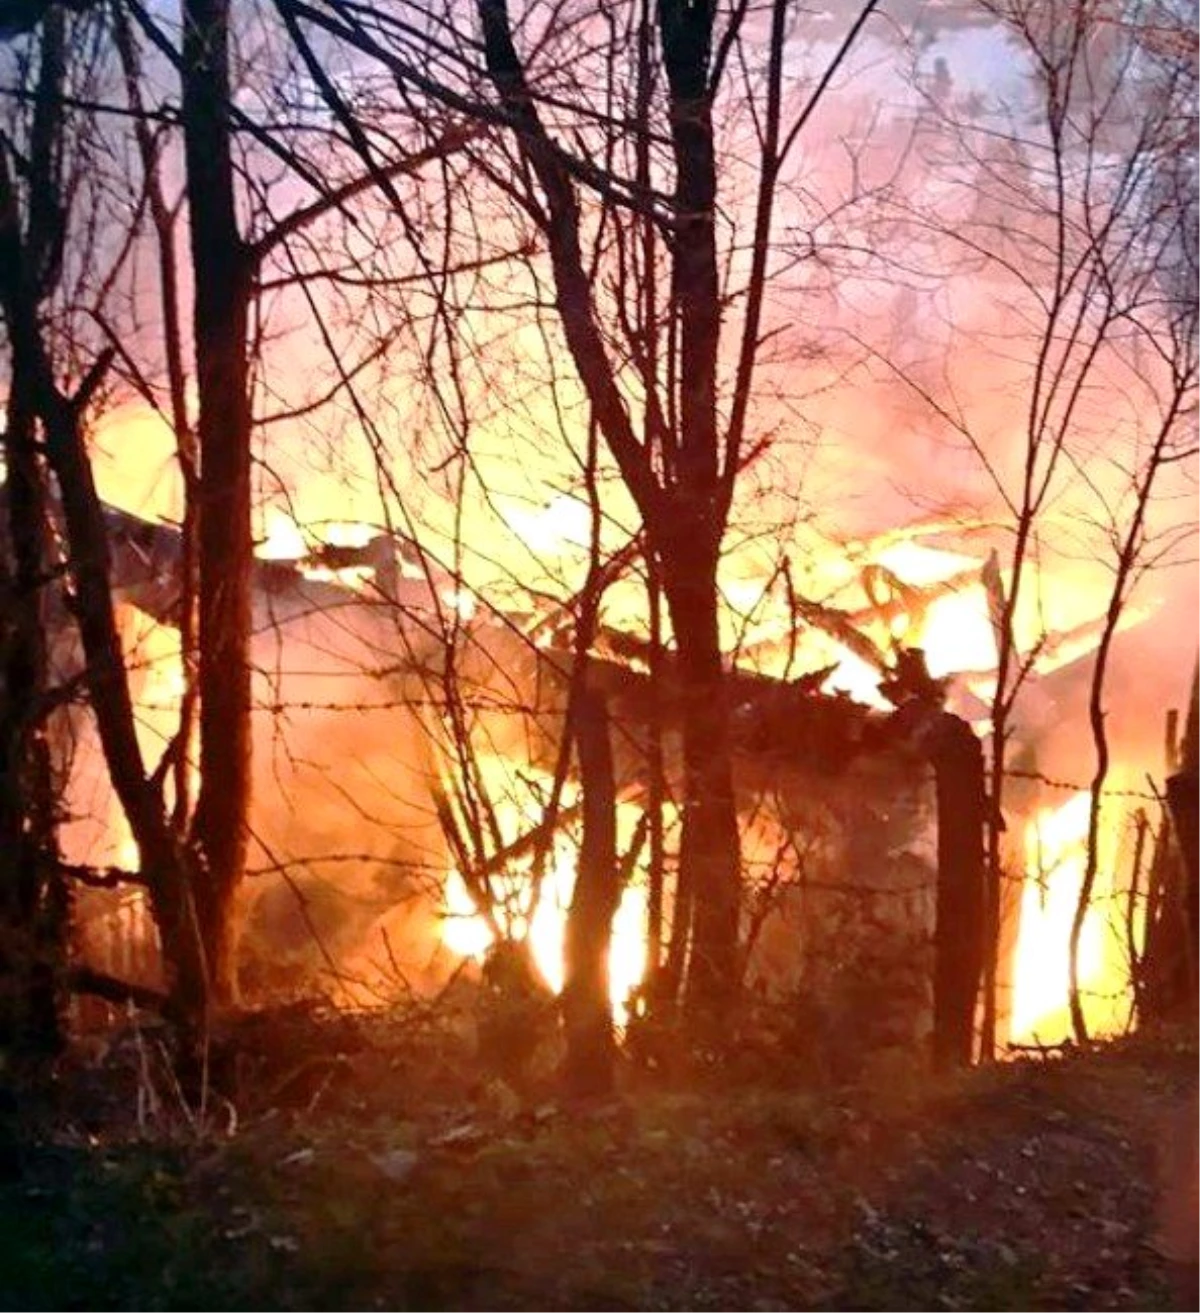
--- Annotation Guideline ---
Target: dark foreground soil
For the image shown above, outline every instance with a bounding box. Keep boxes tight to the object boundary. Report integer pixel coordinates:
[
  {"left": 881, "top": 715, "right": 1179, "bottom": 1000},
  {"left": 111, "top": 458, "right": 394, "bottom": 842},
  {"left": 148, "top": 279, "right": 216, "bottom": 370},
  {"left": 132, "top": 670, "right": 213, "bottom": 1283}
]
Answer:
[{"left": 0, "top": 1014, "right": 1194, "bottom": 1311}]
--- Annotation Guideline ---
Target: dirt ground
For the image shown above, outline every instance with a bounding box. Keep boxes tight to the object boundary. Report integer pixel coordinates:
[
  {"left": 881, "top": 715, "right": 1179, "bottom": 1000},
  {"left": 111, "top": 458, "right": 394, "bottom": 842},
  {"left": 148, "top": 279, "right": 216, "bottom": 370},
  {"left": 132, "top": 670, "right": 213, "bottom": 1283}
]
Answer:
[{"left": 0, "top": 1009, "right": 1194, "bottom": 1311}]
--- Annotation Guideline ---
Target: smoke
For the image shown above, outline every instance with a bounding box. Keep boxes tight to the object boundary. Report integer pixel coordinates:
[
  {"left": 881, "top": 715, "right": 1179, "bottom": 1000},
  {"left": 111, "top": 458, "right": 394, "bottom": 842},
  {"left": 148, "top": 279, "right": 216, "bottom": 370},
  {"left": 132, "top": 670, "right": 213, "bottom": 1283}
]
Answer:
[{"left": 56, "top": 2, "right": 1196, "bottom": 1003}]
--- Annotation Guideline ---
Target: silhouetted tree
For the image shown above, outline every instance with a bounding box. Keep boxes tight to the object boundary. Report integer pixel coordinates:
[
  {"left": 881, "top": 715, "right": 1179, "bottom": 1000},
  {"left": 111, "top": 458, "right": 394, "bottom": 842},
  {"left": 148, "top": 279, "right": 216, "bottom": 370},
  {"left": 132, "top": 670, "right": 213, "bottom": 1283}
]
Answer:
[{"left": 279, "top": 0, "right": 882, "bottom": 1031}]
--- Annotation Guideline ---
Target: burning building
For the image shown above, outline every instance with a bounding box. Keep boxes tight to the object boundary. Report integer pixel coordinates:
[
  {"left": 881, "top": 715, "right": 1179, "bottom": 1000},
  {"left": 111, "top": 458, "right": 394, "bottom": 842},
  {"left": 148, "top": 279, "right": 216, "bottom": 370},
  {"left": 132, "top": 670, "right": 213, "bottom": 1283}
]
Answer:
[{"left": 48, "top": 490, "right": 1177, "bottom": 1066}]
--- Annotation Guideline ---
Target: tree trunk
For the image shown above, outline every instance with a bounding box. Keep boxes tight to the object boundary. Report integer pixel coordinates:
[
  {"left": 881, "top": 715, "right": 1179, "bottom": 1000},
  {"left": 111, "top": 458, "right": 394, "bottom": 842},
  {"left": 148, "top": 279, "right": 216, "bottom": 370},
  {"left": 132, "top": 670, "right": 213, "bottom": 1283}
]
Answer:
[
  {"left": 562, "top": 687, "right": 620, "bottom": 1101},
  {"left": 1164, "top": 766, "right": 1198, "bottom": 994},
  {"left": 0, "top": 18, "right": 210, "bottom": 1032},
  {"left": 1168, "top": 669, "right": 1198, "bottom": 936},
  {"left": 181, "top": 0, "right": 254, "bottom": 1008},
  {"left": 41, "top": 376, "right": 211, "bottom": 1019},
  {"left": 661, "top": 542, "right": 741, "bottom": 1030},
  {"left": 1149, "top": 670, "right": 1198, "bottom": 1021},
  {"left": 0, "top": 0, "right": 70, "bottom": 1059},
  {"left": 3, "top": 339, "right": 208, "bottom": 1027},
  {"left": 0, "top": 377, "right": 66, "bottom": 1055},
  {"left": 471, "top": 0, "right": 742, "bottom": 1031},
  {"left": 929, "top": 713, "right": 986, "bottom": 1070},
  {"left": 0, "top": 11, "right": 162, "bottom": 1050},
  {"left": 644, "top": 555, "right": 670, "bottom": 1002},
  {"left": 656, "top": 2, "right": 742, "bottom": 1031}
]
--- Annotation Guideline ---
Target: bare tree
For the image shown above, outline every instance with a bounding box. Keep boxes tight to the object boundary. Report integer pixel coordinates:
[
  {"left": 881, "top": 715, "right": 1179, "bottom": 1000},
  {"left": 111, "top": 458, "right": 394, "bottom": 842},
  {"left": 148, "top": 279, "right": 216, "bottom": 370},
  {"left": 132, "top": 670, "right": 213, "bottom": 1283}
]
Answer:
[
  {"left": 877, "top": 0, "right": 1198, "bottom": 1054},
  {"left": 168, "top": 0, "right": 255, "bottom": 1010},
  {"left": 0, "top": 9, "right": 212, "bottom": 1030},
  {"left": 276, "top": 0, "right": 883, "bottom": 1030},
  {"left": 0, "top": 7, "right": 72, "bottom": 1053}
]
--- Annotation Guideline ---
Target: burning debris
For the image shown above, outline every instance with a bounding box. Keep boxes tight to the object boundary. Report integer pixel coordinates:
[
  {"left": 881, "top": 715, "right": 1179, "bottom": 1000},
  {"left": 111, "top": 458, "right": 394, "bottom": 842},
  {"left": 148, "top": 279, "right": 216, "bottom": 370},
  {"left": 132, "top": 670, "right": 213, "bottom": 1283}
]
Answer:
[
  {"left": 0, "top": 0, "right": 1190, "bottom": 1091},
  {"left": 37, "top": 490, "right": 1180, "bottom": 1068}
]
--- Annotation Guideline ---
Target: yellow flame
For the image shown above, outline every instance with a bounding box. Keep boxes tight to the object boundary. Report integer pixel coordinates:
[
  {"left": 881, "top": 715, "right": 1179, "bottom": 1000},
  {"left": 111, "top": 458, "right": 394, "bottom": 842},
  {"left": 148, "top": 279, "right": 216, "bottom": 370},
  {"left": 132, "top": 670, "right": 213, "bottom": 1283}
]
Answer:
[
  {"left": 258, "top": 506, "right": 307, "bottom": 560},
  {"left": 116, "top": 833, "right": 139, "bottom": 871},
  {"left": 440, "top": 826, "right": 648, "bottom": 1023},
  {"left": 1009, "top": 791, "right": 1130, "bottom": 1044},
  {"left": 917, "top": 589, "right": 998, "bottom": 679},
  {"left": 255, "top": 510, "right": 387, "bottom": 589},
  {"left": 820, "top": 650, "right": 889, "bottom": 708},
  {"left": 322, "top": 521, "right": 376, "bottom": 549},
  {"left": 870, "top": 540, "right": 979, "bottom": 586},
  {"left": 442, "top": 870, "right": 494, "bottom": 960}
]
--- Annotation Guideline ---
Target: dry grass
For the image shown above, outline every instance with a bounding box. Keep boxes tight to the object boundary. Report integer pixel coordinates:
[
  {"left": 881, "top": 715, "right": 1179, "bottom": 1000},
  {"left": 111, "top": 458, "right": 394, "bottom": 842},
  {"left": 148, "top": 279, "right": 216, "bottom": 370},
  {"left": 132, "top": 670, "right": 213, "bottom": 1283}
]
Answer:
[{"left": 0, "top": 1009, "right": 1192, "bottom": 1311}]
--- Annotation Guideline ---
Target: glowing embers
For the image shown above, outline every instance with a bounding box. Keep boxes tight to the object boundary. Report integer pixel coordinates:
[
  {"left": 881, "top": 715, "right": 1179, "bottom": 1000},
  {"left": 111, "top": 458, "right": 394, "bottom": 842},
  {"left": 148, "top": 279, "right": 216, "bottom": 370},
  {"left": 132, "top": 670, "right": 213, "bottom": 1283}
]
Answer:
[
  {"left": 438, "top": 778, "right": 651, "bottom": 1023},
  {"left": 1008, "top": 791, "right": 1133, "bottom": 1044}
]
